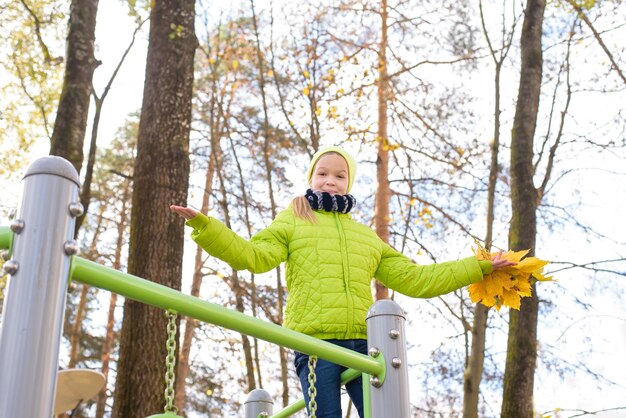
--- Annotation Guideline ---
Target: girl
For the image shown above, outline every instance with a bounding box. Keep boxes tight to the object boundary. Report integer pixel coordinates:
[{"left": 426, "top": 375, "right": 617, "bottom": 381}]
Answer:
[{"left": 171, "top": 146, "right": 514, "bottom": 418}]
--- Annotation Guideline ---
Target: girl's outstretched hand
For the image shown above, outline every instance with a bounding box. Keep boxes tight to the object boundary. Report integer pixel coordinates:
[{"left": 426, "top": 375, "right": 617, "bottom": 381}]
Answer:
[
  {"left": 491, "top": 249, "right": 518, "bottom": 270},
  {"left": 170, "top": 205, "right": 199, "bottom": 220}
]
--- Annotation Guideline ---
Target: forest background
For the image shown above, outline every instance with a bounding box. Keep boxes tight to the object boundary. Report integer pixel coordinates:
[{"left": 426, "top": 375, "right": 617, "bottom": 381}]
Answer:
[{"left": 0, "top": 0, "right": 625, "bottom": 417}]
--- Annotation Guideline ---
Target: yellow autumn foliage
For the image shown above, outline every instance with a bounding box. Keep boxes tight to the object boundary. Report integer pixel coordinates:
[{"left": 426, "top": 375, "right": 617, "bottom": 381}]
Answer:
[{"left": 468, "top": 242, "right": 553, "bottom": 311}]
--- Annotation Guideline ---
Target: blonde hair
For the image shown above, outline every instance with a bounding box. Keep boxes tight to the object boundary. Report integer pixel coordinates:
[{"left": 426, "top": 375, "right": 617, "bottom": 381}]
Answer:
[{"left": 292, "top": 195, "right": 317, "bottom": 224}]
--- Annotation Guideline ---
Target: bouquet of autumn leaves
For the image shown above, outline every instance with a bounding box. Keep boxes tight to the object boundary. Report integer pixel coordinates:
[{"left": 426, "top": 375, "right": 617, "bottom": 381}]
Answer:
[{"left": 468, "top": 242, "right": 553, "bottom": 311}]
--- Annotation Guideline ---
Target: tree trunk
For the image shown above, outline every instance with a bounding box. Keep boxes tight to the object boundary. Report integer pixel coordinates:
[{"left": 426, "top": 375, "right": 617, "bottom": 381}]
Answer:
[
  {"left": 49, "top": 0, "right": 99, "bottom": 174},
  {"left": 250, "top": 0, "right": 289, "bottom": 403},
  {"left": 96, "top": 175, "right": 131, "bottom": 418},
  {"left": 68, "top": 203, "right": 105, "bottom": 369},
  {"left": 174, "top": 143, "right": 217, "bottom": 412},
  {"left": 374, "top": 0, "right": 390, "bottom": 301},
  {"left": 213, "top": 141, "right": 257, "bottom": 393},
  {"left": 229, "top": 134, "right": 267, "bottom": 390},
  {"left": 95, "top": 292, "right": 117, "bottom": 418},
  {"left": 501, "top": 0, "right": 545, "bottom": 416},
  {"left": 234, "top": 272, "right": 258, "bottom": 392},
  {"left": 112, "top": 0, "right": 196, "bottom": 416},
  {"left": 464, "top": 1, "right": 512, "bottom": 410},
  {"left": 463, "top": 303, "right": 488, "bottom": 418},
  {"left": 463, "top": 64, "right": 502, "bottom": 415},
  {"left": 68, "top": 284, "right": 90, "bottom": 369}
]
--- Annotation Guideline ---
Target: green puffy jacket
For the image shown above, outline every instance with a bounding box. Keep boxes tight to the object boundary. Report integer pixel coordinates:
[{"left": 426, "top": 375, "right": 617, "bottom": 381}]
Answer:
[{"left": 187, "top": 207, "right": 491, "bottom": 340}]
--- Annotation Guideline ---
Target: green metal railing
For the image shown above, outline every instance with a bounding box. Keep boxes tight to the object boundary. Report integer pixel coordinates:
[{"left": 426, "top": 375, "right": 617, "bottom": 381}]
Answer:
[
  {"left": 0, "top": 226, "right": 11, "bottom": 253},
  {"left": 2, "top": 225, "right": 387, "bottom": 417},
  {"left": 271, "top": 367, "right": 367, "bottom": 417},
  {"left": 70, "top": 256, "right": 384, "bottom": 378}
]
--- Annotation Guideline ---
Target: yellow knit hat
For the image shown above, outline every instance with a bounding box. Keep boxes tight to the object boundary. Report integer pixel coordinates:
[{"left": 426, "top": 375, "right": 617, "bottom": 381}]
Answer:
[{"left": 306, "top": 146, "right": 357, "bottom": 193}]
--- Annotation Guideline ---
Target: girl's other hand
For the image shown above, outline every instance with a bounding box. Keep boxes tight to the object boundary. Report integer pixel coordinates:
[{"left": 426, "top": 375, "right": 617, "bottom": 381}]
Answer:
[
  {"left": 170, "top": 205, "right": 199, "bottom": 220},
  {"left": 491, "top": 249, "right": 518, "bottom": 270}
]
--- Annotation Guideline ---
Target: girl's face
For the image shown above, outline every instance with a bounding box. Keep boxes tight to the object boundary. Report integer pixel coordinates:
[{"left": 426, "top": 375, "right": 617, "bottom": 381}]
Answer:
[{"left": 310, "top": 153, "right": 349, "bottom": 195}]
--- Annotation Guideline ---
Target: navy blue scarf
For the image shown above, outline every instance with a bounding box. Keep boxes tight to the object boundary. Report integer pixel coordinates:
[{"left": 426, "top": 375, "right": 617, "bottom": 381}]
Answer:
[{"left": 305, "top": 189, "right": 356, "bottom": 213}]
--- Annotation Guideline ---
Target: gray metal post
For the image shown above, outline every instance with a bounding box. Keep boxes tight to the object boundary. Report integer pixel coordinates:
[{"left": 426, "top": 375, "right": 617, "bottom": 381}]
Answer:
[
  {"left": 366, "top": 299, "right": 410, "bottom": 418},
  {"left": 244, "top": 388, "right": 273, "bottom": 418},
  {"left": 0, "top": 156, "right": 81, "bottom": 418}
]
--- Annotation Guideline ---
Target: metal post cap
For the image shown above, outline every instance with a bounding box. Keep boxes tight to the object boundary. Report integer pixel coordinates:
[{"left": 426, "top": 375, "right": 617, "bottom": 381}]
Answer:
[
  {"left": 244, "top": 388, "right": 273, "bottom": 404},
  {"left": 23, "top": 156, "right": 80, "bottom": 187},
  {"left": 366, "top": 299, "right": 406, "bottom": 320}
]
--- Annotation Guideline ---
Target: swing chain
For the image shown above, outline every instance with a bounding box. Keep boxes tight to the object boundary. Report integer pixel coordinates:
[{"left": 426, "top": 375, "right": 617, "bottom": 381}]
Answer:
[
  {"left": 164, "top": 310, "right": 178, "bottom": 413},
  {"left": 307, "top": 355, "right": 318, "bottom": 418}
]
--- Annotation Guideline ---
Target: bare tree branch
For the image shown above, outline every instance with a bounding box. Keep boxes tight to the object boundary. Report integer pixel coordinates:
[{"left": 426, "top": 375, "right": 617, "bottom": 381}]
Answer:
[
  {"left": 548, "top": 258, "right": 626, "bottom": 276},
  {"left": 537, "top": 21, "right": 574, "bottom": 200},
  {"left": 564, "top": 0, "right": 626, "bottom": 85},
  {"left": 565, "top": 407, "right": 626, "bottom": 418},
  {"left": 555, "top": 314, "right": 626, "bottom": 342},
  {"left": 393, "top": 191, "right": 482, "bottom": 242}
]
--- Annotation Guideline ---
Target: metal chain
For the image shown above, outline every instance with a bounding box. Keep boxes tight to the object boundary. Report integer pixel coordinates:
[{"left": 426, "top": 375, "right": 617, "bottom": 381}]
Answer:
[
  {"left": 164, "top": 310, "right": 178, "bottom": 413},
  {"left": 307, "top": 355, "right": 318, "bottom": 418}
]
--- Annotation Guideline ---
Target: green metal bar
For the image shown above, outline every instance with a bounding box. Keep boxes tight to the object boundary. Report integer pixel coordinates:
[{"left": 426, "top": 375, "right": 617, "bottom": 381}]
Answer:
[
  {"left": 362, "top": 373, "right": 371, "bottom": 418},
  {"left": 270, "top": 398, "right": 304, "bottom": 418},
  {"left": 269, "top": 368, "right": 362, "bottom": 418},
  {"left": 340, "top": 367, "right": 363, "bottom": 386},
  {"left": 71, "top": 256, "right": 384, "bottom": 376},
  {"left": 0, "top": 226, "right": 11, "bottom": 250}
]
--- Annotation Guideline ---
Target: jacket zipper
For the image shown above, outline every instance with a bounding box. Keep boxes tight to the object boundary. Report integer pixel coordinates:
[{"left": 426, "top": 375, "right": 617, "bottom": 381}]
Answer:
[{"left": 334, "top": 212, "right": 353, "bottom": 338}]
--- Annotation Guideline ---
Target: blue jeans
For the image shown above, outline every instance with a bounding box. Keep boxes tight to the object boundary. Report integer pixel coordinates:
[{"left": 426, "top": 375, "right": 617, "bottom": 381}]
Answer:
[{"left": 294, "top": 339, "right": 367, "bottom": 418}]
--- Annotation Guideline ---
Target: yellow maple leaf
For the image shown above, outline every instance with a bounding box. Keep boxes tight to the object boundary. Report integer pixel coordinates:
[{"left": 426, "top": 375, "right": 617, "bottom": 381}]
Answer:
[
  {"left": 515, "top": 279, "right": 532, "bottom": 297},
  {"left": 468, "top": 242, "right": 552, "bottom": 310},
  {"left": 516, "top": 257, "right": 549, "bottom": 273},
  {"left": 501, "top": 288, "right": 521, "bottom": 310},
  {"left": 493, "top": 270, "right": 514, "bottom": 290},
  {"left": 468, "top": 282, "right": 486, "bottom": 304},
  {"left": 472, "top": 243, "right": 492, "bottom": 260},
  {"left": 469, "top": 281, "right": 497, "bottom": 307},
  {"left": 504, "top": 249, "right": 530, "bottom": 262},
  {"left": 482, "top": 293, "right": 498, "bottom": 308},
  {"left": 485, "top": 274, "right": 505, "bottom": 296},
  {"left": 533, "top": 271, "right": 553, "bottom": 282}
]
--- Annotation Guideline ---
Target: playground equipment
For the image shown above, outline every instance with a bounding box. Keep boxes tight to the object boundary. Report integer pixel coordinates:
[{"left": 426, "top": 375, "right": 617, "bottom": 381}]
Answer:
[
  {"left": 0, "top": 156, "right": 411, "bottom": 418},
  {"left": 147, "top": 310, "right": 185, "bottom": 418},
  {"left": 54, "top": 369, "right": 106, "bottom": 415}
]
